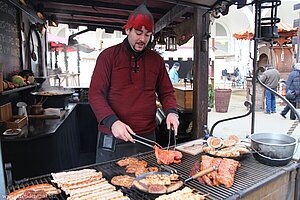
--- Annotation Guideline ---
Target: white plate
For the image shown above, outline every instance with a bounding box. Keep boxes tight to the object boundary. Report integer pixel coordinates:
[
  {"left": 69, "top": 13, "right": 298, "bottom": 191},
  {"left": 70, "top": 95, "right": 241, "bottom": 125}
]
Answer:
[{"left": 3, "top": 129, "right": 21, "bottom": 136}]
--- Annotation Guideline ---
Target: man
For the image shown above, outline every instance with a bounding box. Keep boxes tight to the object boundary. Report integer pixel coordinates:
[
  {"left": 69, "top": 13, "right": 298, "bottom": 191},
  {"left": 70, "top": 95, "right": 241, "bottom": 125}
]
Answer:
[
  {"left": 259, "top": 64, "right": 280, "bottom": 114},
  {"left": 165, "top": 63, "right": 170, "bottom": 73},
  {"left": 280, "top": 63, "right": 300, "bottom": 120},
  {"left": 89, "top": 4, "right": 179, "bottom": 163},
  {"left": 221, "top": 68, "right": 229, "bottom": 87},
  {"left": 169, "top": 62, "right": 180, "bottom": 83}
]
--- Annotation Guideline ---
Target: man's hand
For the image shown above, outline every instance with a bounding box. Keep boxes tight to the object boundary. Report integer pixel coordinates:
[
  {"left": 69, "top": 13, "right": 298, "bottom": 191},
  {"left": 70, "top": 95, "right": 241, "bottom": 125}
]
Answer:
[
  {"left": 111, "top": 120, "right": 135, "bottom": 143},
  {"left": 166, "top": 113, "right": 179, "bottom": 135}
]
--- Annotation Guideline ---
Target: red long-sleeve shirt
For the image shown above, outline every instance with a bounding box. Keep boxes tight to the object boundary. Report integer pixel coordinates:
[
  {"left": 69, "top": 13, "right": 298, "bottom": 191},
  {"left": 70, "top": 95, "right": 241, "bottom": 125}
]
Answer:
[{"left": 89, "top": 40, "right": 177, "bottom": 135}]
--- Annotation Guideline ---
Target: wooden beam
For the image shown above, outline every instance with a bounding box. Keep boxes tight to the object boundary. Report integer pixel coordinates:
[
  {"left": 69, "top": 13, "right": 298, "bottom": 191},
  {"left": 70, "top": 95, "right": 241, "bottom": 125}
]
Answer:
[
  {"left": 193, "top": 7, "right": 209, "bottom": 138},
  {"left": 154, "top": 4, "right": 190, "bottom": 34}
]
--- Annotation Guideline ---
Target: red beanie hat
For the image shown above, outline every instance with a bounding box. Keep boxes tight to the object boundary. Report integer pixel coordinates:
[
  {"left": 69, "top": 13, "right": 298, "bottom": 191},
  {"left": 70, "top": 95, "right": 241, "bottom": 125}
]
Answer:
[{"left": 123, "top": 4, "right": 154, "bottom": 33}]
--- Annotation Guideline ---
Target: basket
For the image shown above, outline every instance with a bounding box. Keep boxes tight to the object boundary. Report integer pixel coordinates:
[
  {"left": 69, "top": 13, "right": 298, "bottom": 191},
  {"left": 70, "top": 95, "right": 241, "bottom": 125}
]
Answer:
[{"left": 214, "top": 89, "right": 232, "bottom": 113}]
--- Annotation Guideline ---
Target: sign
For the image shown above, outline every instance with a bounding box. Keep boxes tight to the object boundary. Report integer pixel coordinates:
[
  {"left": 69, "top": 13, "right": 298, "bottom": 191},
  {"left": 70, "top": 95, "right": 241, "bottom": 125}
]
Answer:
[{"left": 0, "top": 0, "right": 20, "bottom": 79}]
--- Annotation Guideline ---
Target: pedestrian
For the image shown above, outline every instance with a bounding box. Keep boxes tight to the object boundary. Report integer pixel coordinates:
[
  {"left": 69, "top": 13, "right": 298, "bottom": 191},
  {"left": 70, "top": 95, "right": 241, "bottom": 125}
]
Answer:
[
  {"left": 89, "top": 4, "right": 179, "bottom": 163},
  {"left": 259, "top": 64, "right": 280, "bottom": 114},
  {"left": 168, "top": 62, "right": 180, "bottom": 83},
  {"left": 221, "top": 68, "right": 229, "bottom": 87},
  {"left": 165, "top": 63, "right": 170, "bottom": 72},
  {"left": 280, "top": 63, "right": 300, "bottom": 120},
  {"left": 186, "top": 63, "right": 193, "bottom": 81}
]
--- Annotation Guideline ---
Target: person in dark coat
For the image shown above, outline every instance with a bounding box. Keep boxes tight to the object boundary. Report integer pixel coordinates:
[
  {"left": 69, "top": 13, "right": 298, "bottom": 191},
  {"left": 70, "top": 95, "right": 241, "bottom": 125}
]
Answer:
[
  {"left": 89, "top": 4, "right": 179, "bottom": 163},
  {"left": 280, "top": 63, "right": 300, "bottom": 120}
]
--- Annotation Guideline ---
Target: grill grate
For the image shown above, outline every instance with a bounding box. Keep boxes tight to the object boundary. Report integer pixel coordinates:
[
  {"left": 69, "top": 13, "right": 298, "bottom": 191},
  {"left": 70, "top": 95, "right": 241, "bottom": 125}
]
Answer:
[{"left": 7, "top": 151, "right": 298, "bottom": 200}]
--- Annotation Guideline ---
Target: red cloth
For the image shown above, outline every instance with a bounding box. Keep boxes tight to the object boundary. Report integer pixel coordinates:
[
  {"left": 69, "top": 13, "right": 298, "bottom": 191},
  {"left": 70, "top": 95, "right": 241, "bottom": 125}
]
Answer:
[{"left": 89, "top": 40, "right": 177, "bottom": 135}]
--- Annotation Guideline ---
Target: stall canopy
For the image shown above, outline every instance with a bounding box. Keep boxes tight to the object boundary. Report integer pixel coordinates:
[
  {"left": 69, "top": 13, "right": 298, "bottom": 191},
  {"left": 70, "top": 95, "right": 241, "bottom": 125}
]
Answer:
[{"left": 233, "top": 22, "right": 298, "bottom": 45}]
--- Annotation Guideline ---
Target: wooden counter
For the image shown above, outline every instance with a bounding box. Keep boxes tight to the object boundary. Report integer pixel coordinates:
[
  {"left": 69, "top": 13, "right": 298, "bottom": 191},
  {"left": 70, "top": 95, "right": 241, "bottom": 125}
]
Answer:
[{"left": 174, "top": 85, "right": 193, "bottom": 109}]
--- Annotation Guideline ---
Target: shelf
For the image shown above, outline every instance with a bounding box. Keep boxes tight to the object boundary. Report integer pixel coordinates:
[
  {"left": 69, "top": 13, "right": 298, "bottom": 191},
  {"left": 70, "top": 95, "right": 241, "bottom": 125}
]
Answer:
[{"left": 1, "top": 85, "right": 37, "bottom": 95}]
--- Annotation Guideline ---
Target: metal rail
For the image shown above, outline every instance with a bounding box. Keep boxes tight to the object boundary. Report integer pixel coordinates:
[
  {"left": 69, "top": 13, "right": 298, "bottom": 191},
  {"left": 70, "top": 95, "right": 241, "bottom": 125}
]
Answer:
[{"left": 210, "top": 101, "right": 253, "bottom": 136}]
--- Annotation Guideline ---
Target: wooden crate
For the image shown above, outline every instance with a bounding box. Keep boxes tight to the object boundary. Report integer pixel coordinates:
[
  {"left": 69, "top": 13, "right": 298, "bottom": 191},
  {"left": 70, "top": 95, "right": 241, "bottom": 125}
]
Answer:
[
  {"left": 0, "top": 103, "right": 27, "bottom": 129},
  {"left": 174, "top": 86, "right": 193, "bottom": 108}
]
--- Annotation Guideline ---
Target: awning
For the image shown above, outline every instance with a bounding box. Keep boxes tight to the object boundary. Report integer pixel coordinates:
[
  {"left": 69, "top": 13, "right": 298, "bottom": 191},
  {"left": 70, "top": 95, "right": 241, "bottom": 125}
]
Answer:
[
  {"left": 47, "top": 33, "right": 95, "bottom": 53},
  {"left": 233, "top": 22, "right": 298, "bottom": 42}
]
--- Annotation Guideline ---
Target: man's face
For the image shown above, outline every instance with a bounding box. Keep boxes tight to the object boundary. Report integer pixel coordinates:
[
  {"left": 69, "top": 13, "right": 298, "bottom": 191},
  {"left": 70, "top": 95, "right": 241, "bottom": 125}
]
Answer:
[{"left": 125, "top": 26, "right": 152, "bottom": 52}]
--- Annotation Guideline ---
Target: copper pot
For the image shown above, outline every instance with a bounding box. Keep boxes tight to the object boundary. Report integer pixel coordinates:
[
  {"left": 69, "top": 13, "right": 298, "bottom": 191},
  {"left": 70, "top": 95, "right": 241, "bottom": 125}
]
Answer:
[{"left": 30, "top": 104, "right": 44, "bottom": 115}]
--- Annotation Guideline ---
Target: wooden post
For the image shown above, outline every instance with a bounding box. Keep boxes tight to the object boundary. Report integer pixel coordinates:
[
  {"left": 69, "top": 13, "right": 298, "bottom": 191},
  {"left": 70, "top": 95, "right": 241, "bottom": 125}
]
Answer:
[{"left": 193, "top": 7, "right": 210, "bottom": 138}]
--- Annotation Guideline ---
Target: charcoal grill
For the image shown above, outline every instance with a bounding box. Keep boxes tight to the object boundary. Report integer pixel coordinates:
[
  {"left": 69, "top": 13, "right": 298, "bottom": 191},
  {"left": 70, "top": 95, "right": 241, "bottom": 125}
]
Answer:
[{"left": 7, "top": 150, "right": 300, "bottom": 200}]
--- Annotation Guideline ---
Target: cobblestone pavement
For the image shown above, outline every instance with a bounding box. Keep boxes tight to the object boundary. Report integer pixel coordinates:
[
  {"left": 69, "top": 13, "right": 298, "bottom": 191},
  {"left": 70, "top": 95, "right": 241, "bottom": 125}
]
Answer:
[{"left": 207, "top": 88, "right": 300, "bottom": 160}]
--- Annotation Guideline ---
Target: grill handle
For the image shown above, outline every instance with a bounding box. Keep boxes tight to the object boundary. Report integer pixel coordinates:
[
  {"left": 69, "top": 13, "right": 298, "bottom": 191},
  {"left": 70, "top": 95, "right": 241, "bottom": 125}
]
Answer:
[{"left": 184, "top": 166, "right": 217, "bottom": 183}]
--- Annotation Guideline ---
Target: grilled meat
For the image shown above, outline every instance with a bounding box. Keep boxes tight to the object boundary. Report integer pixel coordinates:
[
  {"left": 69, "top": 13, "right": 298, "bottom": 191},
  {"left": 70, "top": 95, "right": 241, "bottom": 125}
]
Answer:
[
  {"left": 190, "top": 155, "right": 240, "bottom": 188},
  {"left": 216, "top": 158, "right": 240, "bottom": 188},
  {"left": 51, "top": 169, "right": 129, "bottom": 200},
  {"left": 200, "top": 155, "right": 215, "bottom": 186},
  {"left": 7, "top": 183, "right": 60, "bottom": 200},
  {"left": 154, "top": 145, "right": 182, "bottom": 165},
  {"left": 189, "top": 160, "right": 204, "bottom": 184},
  {"left": 155, "top": 187, "right": 207, "bottom": 200}
]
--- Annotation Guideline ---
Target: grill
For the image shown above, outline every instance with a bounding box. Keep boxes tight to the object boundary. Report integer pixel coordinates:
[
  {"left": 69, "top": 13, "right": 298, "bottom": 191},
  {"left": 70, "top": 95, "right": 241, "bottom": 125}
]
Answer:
[{"left": 7, "top": 151, "right": 299, "bottom": 200}]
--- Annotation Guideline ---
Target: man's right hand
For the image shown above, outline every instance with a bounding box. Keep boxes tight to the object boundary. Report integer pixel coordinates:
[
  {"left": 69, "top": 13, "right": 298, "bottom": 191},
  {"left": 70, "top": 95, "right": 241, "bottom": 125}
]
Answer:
[{"left": 111, "top": 120, "right": 135, "bottom": 143}]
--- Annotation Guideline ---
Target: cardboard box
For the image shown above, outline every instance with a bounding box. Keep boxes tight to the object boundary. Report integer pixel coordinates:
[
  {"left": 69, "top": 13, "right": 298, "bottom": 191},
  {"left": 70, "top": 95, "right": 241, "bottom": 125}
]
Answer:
[
  {"left": 0, "top": 103, "right": 27, "bottom": 129},
  {"left": 174, "top": 86, "right": 193, "bottom": 108}
]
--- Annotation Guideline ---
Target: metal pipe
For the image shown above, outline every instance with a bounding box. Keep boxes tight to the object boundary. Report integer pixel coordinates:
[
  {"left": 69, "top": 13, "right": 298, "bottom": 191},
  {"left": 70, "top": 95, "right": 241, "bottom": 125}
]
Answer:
[
  {"left": 295, "top": 166, "right": 300, "bottom": 200},
  {"left": 210, "top": 101, "right": 252, "bottom": 136},
  {"left": 251, "top": 1, "right": 261, "bottom": 134}
]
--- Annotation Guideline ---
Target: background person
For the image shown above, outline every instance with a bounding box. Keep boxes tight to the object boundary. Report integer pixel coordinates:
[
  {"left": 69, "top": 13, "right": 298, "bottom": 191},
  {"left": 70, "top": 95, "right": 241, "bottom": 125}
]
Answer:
[
  {"left": 259, "top": 64, "right": 280, "bottom": 114},
  {"left": 89, "top": 4, "right": 179, "bottom": 163},
  {"left": 169, "top": 62, "right": 180, "bottom": 83},
  {"left": 280, "top": 63, "right": 300, "bottom": 120},
  {"left": 165, "top": 63, "right": 170, "bottom": 73},
  {"left": 221, "top": 67, "right": 229, "bottom": 87}
]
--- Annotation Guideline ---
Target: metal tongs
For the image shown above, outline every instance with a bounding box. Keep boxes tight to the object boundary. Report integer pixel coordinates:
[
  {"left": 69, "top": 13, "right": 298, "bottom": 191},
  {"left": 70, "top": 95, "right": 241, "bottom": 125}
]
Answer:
[
  {"left": 131, "top": 134, "right": 162, "bottom": 149},
  {"left": 167, "top": 128, "right": 177, "bottom": 150}
]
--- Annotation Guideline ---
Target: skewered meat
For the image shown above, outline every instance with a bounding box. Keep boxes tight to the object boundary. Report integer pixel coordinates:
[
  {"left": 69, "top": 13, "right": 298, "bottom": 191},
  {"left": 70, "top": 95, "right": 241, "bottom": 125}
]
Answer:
[
  {"left": 190, "top": 155, "right": 240, "bottom": 188},
  {"left": 154, "top": 145, "right": 182, "bottom": 165}
]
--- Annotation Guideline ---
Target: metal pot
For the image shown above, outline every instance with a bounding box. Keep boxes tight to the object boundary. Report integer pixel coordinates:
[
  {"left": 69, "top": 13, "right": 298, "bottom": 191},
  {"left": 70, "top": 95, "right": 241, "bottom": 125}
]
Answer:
[{"left": 248, "top": 133, "right": 299, "bottom": 166}]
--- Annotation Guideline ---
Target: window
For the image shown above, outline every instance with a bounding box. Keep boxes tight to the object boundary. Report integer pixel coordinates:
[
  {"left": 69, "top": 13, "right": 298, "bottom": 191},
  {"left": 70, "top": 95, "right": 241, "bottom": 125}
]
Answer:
[{"left": 214, "top": 23, "right": 229, "bottom": 52}]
